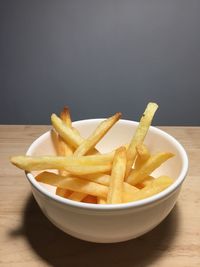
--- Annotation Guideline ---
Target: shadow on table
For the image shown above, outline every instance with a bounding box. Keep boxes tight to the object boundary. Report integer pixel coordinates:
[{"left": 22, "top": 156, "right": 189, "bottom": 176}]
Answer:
[{"left": 10, "top": 195, "right": 180, "bottom": 267}]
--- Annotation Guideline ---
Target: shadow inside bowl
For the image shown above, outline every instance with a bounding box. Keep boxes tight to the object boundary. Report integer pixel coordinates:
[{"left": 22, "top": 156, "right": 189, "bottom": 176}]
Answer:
[{"left": 10, "top": 195, "right": 180, "bottom": 267}]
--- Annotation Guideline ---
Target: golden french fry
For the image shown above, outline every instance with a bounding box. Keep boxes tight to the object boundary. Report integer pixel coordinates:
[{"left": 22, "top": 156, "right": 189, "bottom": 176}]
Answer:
[
  {"left": 125, "top": 103, "right": 158, "bottom": 178},
  {"left": 97, "top": 197, "right": 107, "bottom": 204},
  {"left": 134, "top": 144, "right": 151, "bottom": 169},
  {"left": 122, "top": 182, "right": 140, "bottom": 203},
  {"left": 53, "top": 107, "right": 99, "bottom": 157},
  {"left": 56, "top": 187, "right": 72, "bottom": 198},
  {"left": 107, "top": 147, "right": 127, "bottom": 204},
  {"left": 60, "top": 107, "right": 82, "bottom": 197},
  {"left": 123, "top": 176, "right": 173, "bottom": 202},
  {"left": 60, "top": 106, "right": 72, "bottom": 127},
  {"left": 10, "top": 154, "right": 113, "bottom": 174},
  {"left": 60, "top": 106, "right": 82, "bottom": 137},
  {"left": 36, "top": 171, "right": 65, "bottom": 183},
  {"left": 127, "top": 152, "right": 174, "bottom": 186},
  {"left": 66, "top": 175, "right": 138, "bottom": 204},
  {"left": 60, "top": 106, "right": 98, "bottom": 198},
  {"left": 51, "top": 129, "right": 59, "bottom": 153},
  {"left": 77, "top": 173, "right": 139, "bottom": 197},
  {"left": 58, "top": 107, "right": 74, "bottom": 175},
  {"left": 57, "top": 135, "right": 73, "bottom": 158},
  {"left": 73, "top": 113, "right": 121, "bottom": 157},
  {"left": 51, "top": 129, "right": 73, "bottom": 160},
  {"left": 68, "top": 192, "right": 87, "bottom": 201},
  {"left": 51, "top": 113, "right": 100, "bottom": 155},
  {"left": 51, "top": 113, "right": 83, "bottom": 148},
  {"left": 71, "top": 126, "right": 81, "bottom": 137},
  {"left": 35, "top": 171, "right": 108, "bottom": 197},
  {"left": 135, "top": 176, "right": 155, "bottom": 189},
  {"left": 65, "top": 164, "right": 111, "bottom": 176},
  {"left": 77, "top": 173, "right": 139, "bottom": 198},
  {"left": 82, "top": 195, "right": 97, "bottom": 204},
  {"left": 123, "top": 182, "right": 139, "bottom": 194},
  {"left": 56, "top": 136, "right": 73, "bottom": 176},
  {"left": 58, "top": 107, "right": 74, "bottom": 156},
  {"left": 136, "top": 144, "right": 150, "bottom": 159},
  {"left": 124, "top": 143, "right": 129, "bottom": 150},
  {"left": 78, "top": 173, "right": 110, "bottom": 185}
]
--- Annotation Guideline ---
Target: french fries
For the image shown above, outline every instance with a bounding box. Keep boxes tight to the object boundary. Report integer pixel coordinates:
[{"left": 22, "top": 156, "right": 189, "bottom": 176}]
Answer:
[
  {"left": 73, "top": 113, "right": 121, "bottom": 156},
  {"left": 68, "top": 192, "right": 87, "bottom": 201},
  {"left": 51, "top": 129, "right": 73, "bottom": 161},
  {"left": 134, "top": 144, "right": 151, "bottom": 169},
  {"left": 10, "top": 103, "right": 175, "bottom": 205},
  {"left": 51, "top": 113, "right": 83, "bottom": 148},
  {"left": 55, "top": 107, "right": 74, "bottom": 196},
  {"left": 126, "top": 152, "right": 174, "bottom": 185},
  {"left": 107, "top": 147, "right": 127, "bottom": 204},
  {"left": 56, "top": 187, "right": 72, "bottom": 198},
  {"left": 135, "top": 175, "right": 154, "bottom": 189},
  {"left": 125, "top": 102, "right": 158, "bottom": 178},
  {"left": 123, "top": 176, "right": 173, "bottom": 203},
  {"left": 54, "top": 107, "right": 78, "bottom": 195},
  {"left": 36, "top": 172, "right": 108, "bottom": 198},
  {"left": 10, "top": 154, "right": 113, "bottom": 172},
  {"left": 82, "top": 195, "right": 97, "bottom": 204},
  {"left": 58, "top": 107, "right": 74, "bottom": 157},
  {"left": 60, "top": 106, "right": 72, "bottom": 128},
  {"left": 97, "top": 197, "right": 107, "bottom": 204}
]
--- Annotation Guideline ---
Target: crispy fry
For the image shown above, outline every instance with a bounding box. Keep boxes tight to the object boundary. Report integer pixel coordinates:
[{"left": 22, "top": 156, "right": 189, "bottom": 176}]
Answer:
[
  {"left": 60, "top": 106, "right": 72, "bottom": 127},
  {"left": 124, "top": 143, "right": 129, "bottom": 150},
  {"left": 51, "top": 113, "right": 83, "bottom": 148},
  {"left": 68, "top": 192, "right": 87, "bottom": 201},
  {"left": 123, "top": 182, "right": 139, "bottom": 194},
  {"left": 107, "top": 147, "right": 127, "bottom": 204},
  {"left": 58, "top": 107, "right": 74, "bottom": 156},
  {"left": 51, "top": 129, "right": 73, "bottom": 161},
  {"left": 76, "top": 173, "right": 139, "bottom": 196},
  {"left": 59, "top": 107, "right": 97, "bottom": 198},
  {"left": 51, "top": 129, "right": 59, "bottom": 153},
  {"left": 56, "top": 136, "right": 73, "bottom": 176},
  {"left": 10, "top": 154, "right": 113, "bottom": 174},
  {"left": 59, "top": 107, "right": 81, "bottom": 197},
  {"left": 78, "top": 174, "right": 110, "bottom": 186},
  {"left": 58, "top": 107, "right": 75, "bottom": 175},
  {"left": 135, "top": 176, "right": 155, "bottom": 189},
  {"left": 82, "top": 195, "right": 97, "bottom": 204},
  {"left": 57, "top": 136, "right": 73, "bottom": 158},
  {"left": 64, "top": 164, "right": 111, "bottom": 176},
  {"left": 52, "top": 113, "right": 99, "bottom": 155},
  {"left": 125, "top": 103, "right": 158, "bottom": 178},
  {"left": 36, "top": 171, "right": 108, "bottom": 197},
  {"left": 56, "top": 187, "right": 72, "bottom": 198},
  {"left": 60, "top": 106, "right": 82, "bottom": 137},
  {"left": 134, "top": 144, "right": 151, "bottom": 169},
  {"left": 73, "top": 113, "right": 121, "bottom": 157},
  {"left": 136, "top": 144, "right": 150, "bottom": 160},
  {"left": 122, "top": 182, "right": 140, "bottom": 203},
  {"left": 97, "top": 197, "right": 107, "bottom": 204},
  {"left": 127, "top": 152, "right": 174, "bottom": 186},
  {"left": 57, "top": 175, "right": 138, "bottom": 203},
  {"left": 123, "top": 176, "right": 173, "bottom": 202}
]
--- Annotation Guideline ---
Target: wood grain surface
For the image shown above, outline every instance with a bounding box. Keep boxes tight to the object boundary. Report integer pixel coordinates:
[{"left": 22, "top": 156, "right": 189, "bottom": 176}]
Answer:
[{"left": 0, "top": 125, "right": 199, "bottom": 267}]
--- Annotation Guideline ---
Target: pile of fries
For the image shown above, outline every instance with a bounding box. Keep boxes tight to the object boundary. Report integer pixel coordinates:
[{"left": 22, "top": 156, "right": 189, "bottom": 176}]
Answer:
[{"left": 10, "top": 103, "right": 174, "bottom": 204}]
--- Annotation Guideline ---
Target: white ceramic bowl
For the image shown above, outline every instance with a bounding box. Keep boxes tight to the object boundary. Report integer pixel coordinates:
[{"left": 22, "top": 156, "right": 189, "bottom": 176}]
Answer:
[{"left": 26, "top": 119, "right": 188, "bottom": 243}]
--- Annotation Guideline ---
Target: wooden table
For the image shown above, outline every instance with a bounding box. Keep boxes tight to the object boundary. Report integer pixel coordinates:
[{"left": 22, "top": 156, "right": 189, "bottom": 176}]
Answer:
[{"left": 0, "top": 126, "right": 199, "bottom": 267}]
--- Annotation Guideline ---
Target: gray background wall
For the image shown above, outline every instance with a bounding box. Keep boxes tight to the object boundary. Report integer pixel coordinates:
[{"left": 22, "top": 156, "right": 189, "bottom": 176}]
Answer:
[{"left": 0, "top": 0, "right": 200, "bottom": 125}]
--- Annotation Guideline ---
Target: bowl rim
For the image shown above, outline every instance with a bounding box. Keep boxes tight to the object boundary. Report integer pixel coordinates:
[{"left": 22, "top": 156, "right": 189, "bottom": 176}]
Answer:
[{"left": 26, "top": 118, "right": 189, "bottom": 211}]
